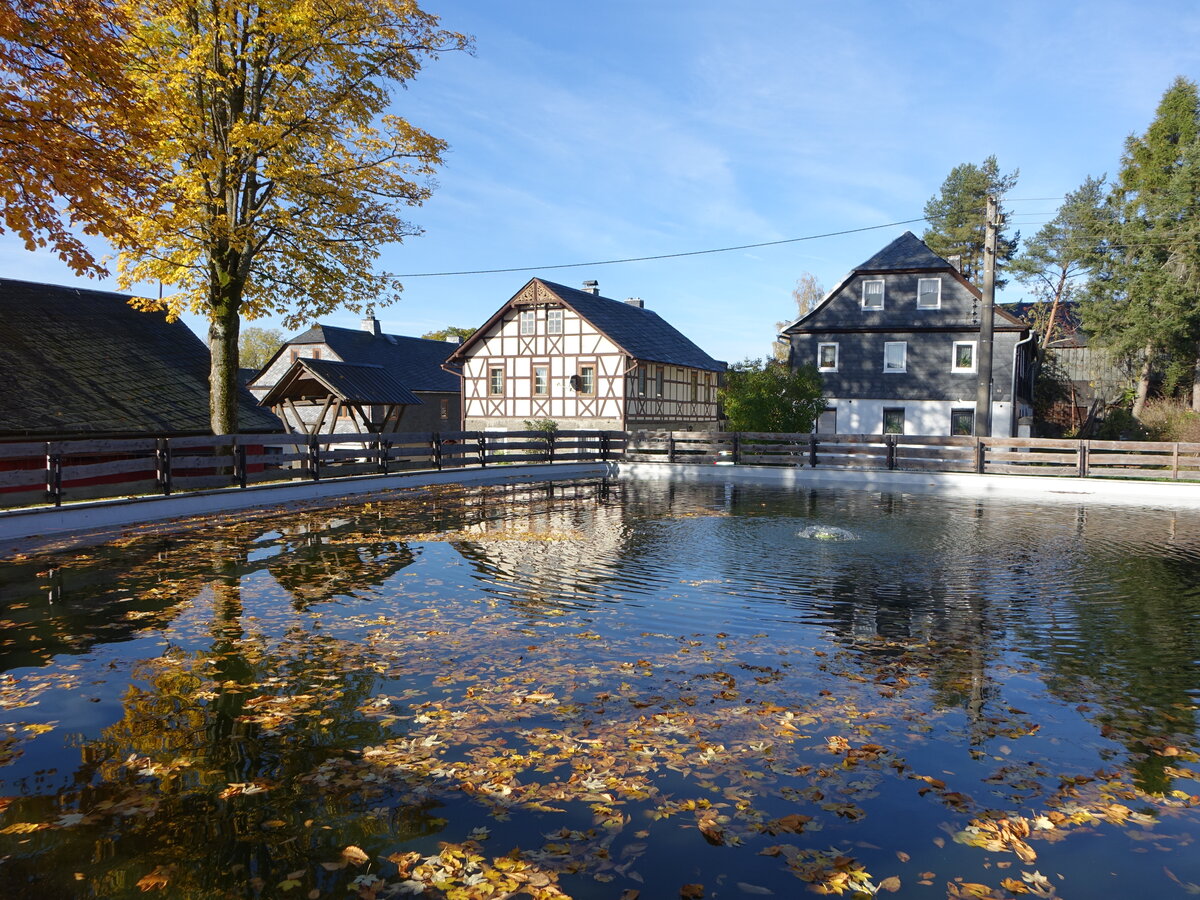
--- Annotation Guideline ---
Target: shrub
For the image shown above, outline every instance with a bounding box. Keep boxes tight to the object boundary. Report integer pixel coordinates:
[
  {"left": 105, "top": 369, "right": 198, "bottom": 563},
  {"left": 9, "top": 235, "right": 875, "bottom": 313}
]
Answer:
[{"left": 1138, "top": 400, "right": 1200, "bottom": 442}]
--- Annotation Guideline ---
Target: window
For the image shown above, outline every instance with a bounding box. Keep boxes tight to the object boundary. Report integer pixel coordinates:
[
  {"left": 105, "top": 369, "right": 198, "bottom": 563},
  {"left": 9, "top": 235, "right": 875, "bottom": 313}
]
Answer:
[
  {"left": 655, "top": 365, "right": 664, "bottom": 397},
  {"left": 637, "top": 366, "right": 647, "bottom": 396},
  {"left": 546, "top": 309, "right": 563, "bottom": 334},
  {"left": 862, "top": 279, "right": 885, "bottom": 310},
  {"left": 917, "top": 277, "right": 941, "bottom": 309},
  {"left": 817, "top": 342, "right": 839, "bottom": 372},
  {"left": 533, "top": 365, "right": 548, "bottom": 395},
  {"left": 488, "top": 365, "right": 504, "bottom": 396},
  {"left": 952, "top": 341, "right": 977, "bottom": 373},
  {"left": 440, "top": 398, "right": 450, "bottom": 420},
  {"left": 519, "top": 309, "right": 535, "bottom": 335},
  {"left": 817, "top": 407, "right": 837, "bottom": 434},
  {"left": 951, "top": 408, "right": 975, "bottom": 436},
  {"left": 883, "top": 407, "right": 905, "bottom": 435},
  {"left": 690, "top": 370, "right": 699, "bottom": 401},
  {"left": 883, "top": 341, "right": 907, "bottom": 373},
  {"left": 576, "top": 365, "right": 595, "bottom": 395}
]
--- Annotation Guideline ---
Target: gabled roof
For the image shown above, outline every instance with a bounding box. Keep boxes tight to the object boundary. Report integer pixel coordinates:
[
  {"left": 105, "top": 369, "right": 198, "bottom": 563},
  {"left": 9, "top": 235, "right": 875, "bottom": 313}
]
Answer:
[
  {"left": 855, "top": 230, "right": 956, "bottom": 272},
  {"left": 448, "top": 279, "right": 725, "bottom": 372},
  {"left": 0, "top": 277, "right": 281, "bottom": 438},
  {"left": 261, "top": 358, "right": 423, "bottom": 407},
  {"left": 273, "top": 324, "right": 461, "bottom": 392}
]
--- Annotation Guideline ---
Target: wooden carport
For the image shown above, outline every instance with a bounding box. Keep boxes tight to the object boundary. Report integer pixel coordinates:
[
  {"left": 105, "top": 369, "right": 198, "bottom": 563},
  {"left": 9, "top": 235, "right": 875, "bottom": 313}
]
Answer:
[{"left": 260, "top": 358, "right": 423, "bottom": 435}]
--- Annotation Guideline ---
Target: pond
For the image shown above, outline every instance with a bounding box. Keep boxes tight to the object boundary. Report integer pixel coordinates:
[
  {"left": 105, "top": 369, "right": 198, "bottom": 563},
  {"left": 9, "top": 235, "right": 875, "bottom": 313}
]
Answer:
[{"left": 2, "top": 477, "right": 1200, "bottom": 899}]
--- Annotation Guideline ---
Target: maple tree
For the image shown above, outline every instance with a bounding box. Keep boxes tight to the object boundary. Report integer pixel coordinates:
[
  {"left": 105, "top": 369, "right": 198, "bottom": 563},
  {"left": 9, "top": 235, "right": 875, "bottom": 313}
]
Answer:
[
  {"left": 0, "top": 0, "right": 155, "bottom": 275},
  {"left": 115, "top": 0, "right": 471, "bottom": 434}
]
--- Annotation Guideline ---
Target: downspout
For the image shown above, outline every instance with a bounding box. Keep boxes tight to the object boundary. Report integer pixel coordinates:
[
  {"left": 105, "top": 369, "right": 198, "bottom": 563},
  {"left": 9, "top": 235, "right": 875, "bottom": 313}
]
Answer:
[{"left": 1011, "top": 331, "right": 1035, "bottom": 437}]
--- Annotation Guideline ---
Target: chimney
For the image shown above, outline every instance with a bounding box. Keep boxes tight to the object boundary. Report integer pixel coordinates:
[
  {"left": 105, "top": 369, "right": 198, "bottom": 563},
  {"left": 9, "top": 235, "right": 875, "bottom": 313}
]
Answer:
[
  {"left": 624, "top": 297, "right": 644, "bottom": 308},
  {"left": 582, "top": 279, "right": 600, "bottom": 295},
  {"left": 361, "top": 315, "right": 381, "bottom": 336},
  {"left": 947, "top": 255, "right": 962, "bottom": 272}
]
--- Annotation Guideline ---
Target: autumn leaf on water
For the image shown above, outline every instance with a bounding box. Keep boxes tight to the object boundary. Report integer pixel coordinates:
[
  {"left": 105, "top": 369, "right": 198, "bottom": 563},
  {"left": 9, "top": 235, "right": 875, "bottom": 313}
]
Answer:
[
  {"left": 137, "top": 866, "right": 172, "bottom": 892},
  {"left": 877, "top": 875, "right": 901, "bottom": 893},
  {"left": 763, "top": 813, "right": 812, "bottom": 835},
  {"left": 680, "top": 884, "right": 704, "bottom": 899},
  {"left": 341, "top": 845, "right": 370, "bottom": 866}
]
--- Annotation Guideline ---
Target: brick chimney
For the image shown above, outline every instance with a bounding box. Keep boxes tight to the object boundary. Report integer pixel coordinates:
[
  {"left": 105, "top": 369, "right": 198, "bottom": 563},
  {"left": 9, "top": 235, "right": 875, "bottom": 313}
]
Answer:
[
  {"left": 361, "top": 315, "right": 381, "bottom": 336},
  {"left": 582, "top": 280, "right": 599, "bottom": 295},
  {"left": 624, "top": 297, "right": 644, "bottom": 308}
]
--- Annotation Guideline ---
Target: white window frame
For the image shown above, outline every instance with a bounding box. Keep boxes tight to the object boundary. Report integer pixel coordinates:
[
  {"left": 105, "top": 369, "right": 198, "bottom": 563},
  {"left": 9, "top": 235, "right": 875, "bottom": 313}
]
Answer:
[
  {"left": 883, "top": 341, "right": 907, "bottom": 373},
  {"left": 546, "top": 308, "right": 563, "bottom": 335},
  {"left": 862, "top": 279, "right": 885, "bottom": 310},
  {"left": 952, "top": 340, "right": 977, "bottom": 373},
  {"left": 816, "top": 342, "right": 839, "bottom": 372},
  {"left": 917, "top": 277, "right": 942, "bottom": 310},
  {"left": 519, "top": 309, "right": 535, "bottom": 335},
  {"left": 533, "top": 364, "right": 549, "bottom": 395}
]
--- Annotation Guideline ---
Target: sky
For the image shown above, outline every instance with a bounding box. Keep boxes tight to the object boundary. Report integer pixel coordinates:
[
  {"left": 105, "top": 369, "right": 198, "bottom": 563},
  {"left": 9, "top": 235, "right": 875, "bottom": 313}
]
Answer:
[{"left": 3, "top": 0, "right": 1200, "bottom": 364}]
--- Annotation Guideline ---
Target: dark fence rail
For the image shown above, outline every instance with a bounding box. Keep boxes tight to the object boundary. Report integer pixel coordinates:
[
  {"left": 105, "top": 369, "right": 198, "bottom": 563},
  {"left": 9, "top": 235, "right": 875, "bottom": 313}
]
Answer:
[
  {"left": 626, "top": 431, "right": 1200, "bottom": 482},
  {"left": 0, "top": 430, "right": 626, "bottom": 511}
]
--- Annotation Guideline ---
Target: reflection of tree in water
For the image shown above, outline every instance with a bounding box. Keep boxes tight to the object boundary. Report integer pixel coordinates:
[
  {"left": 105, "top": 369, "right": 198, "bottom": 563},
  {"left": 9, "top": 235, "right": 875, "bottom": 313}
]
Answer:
[
  {"left": 266, "top": 528, "right": 416, "bottom": 607},
  {"left": 0, "top": 547, "right": 442, "bottom": 898}
]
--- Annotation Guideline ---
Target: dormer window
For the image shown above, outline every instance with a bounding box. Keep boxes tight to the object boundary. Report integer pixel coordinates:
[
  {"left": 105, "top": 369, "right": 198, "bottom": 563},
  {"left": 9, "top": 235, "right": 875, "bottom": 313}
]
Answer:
[
  {"left": 917, "top": 277, "right": 941, "bottom": 309},
  {"left": 862, "top": 279, "right": 885, "bottom": 310}
]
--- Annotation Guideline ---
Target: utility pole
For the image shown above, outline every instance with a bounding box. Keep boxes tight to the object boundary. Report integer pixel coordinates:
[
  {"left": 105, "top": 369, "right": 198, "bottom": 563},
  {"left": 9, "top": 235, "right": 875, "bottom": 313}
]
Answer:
[{"left": 975, "top": 194, "right": 998, "bottom": 437}]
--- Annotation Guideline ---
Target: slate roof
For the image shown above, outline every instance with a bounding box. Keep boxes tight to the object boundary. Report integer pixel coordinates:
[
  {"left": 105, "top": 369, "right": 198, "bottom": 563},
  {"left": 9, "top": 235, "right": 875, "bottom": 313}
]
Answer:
[
  {"left": 0, "top": 277, "right": 281, "bottom": 438},
  {"left": 535, "top": 280, "right": 725, "bottom": 371},
  {"left": 855, "top": 231, "right": 955, "bottom": 272},
  {"left": 262, "top": 359, "right": 423, "bottom": 407},
  {"left": 280, "top": 324, "right": 461, "bottom": 392}
]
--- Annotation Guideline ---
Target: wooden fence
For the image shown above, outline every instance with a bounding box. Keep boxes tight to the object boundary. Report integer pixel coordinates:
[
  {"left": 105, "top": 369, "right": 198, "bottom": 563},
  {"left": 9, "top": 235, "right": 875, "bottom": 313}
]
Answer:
[
  {"left": 0, "top": 430, "right": 625, "bottom": 510},
  {"left": 626, "top": 431, "right": 1200, "bottom": 482}
]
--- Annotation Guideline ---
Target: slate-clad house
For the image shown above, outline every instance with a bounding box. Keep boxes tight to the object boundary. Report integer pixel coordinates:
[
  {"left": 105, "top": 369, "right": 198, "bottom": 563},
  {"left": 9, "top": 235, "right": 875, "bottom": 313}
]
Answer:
[
  {"left": 248, "top": 317, "right": 461, "bottom": 434},
  {"left": 0, "top": 277, "right": 280, "bottom": 440},
  {"left": 445, "top": 278, "right": 725, "bottom": 432},
  {"left": 781, "top": 232, "right": 1034, "bottom": 437}
]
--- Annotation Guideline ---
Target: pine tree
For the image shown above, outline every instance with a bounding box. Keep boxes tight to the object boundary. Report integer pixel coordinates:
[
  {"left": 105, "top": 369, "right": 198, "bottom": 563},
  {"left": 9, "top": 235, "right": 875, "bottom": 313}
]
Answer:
[
  {"left": 922, "top": 156, "right": 1019, "bottom": 286},
  {"left": 1084, "top": 76, "right": 1200, "bottom": 416}
]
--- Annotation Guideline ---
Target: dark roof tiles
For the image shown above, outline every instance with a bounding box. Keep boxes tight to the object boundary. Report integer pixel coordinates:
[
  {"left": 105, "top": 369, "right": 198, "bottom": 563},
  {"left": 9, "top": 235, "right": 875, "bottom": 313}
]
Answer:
[
  {"left": 539, "top": 280, "right": 724, "bottom": 371},
  {"left": 284, "top": 325, "right": 460, "bottom": 392},
  {"left": 855, "top": 231, "right": 955, "bottom": 272},
  {"left": 0, "top": 277, "right": 281, "bottom": 438}
]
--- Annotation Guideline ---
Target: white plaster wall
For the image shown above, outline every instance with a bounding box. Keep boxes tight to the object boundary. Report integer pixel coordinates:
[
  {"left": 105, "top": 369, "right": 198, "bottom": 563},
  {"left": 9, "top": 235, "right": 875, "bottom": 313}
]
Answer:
[{"left": 823, "top": 398, "right": 1016, "bottom": 436}]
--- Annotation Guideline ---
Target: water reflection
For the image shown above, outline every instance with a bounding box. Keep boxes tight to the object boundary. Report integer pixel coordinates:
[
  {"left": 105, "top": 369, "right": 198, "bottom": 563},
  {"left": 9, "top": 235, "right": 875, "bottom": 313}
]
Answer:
[{"left": 0, "top": 479, "right": 1199, "bottom": 898}]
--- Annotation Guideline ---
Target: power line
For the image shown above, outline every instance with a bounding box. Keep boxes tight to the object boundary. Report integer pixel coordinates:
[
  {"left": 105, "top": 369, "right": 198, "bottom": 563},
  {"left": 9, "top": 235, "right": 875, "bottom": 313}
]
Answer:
[{"left": 395, "top": 197, "right": 1069, "bottom": 279}]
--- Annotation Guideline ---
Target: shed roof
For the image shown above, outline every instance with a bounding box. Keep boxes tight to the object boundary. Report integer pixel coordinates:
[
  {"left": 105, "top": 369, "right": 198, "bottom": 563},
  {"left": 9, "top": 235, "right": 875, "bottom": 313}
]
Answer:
[
  {"left": 277, "top": 324, "right": 461, "bottom": 392},
  {"left": 261, "top": 359, "right": 423, "bottom": 407},
  {"left": 0, "top": 277, "right": 281, "bottom": 438}
]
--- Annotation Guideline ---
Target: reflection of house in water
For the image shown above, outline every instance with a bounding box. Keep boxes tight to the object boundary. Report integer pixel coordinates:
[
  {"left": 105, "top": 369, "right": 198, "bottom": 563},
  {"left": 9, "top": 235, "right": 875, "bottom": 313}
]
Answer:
[
  {"left": 265, "top": 521, "right": 417, "bottom": 607},
  {"left": 445, "top": 483, "right": 632, "bottom": 610}
]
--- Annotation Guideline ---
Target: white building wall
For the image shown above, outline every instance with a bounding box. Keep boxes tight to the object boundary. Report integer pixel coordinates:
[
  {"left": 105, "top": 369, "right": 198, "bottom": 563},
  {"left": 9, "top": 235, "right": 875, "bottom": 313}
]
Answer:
[{"left": 821, "top": 398, "right": 1017, "bottom": 437}]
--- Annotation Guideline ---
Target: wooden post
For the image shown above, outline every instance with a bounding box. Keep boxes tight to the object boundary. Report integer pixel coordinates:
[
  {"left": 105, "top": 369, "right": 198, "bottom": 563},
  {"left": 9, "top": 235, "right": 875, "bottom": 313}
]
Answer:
[
  {"left": 1173, "top": 443, "right": 1180, "bottom": 480},
  {"left": 975, "top": 194, "right": 998, "bottom": 437},
  {"left": 732, "top": 432, "right": 741, "bottom": 464},
  {"left": 668, "top": 434, "right": 676, "bottom": 462},
  {"left": 598, "top": 432, "right": 609, "bottom": 461},
  {"left": 886, "top": 433, "right": 897, "bottom": 470},
  {"left": 234, "top": 440, "right": 248, "bottom": 489},
  {"left": 975, "top": 438, "right": 986, "bottom": 474},
  {"left": 809, "top": 436, "right": 818, "bottom": 468},
  {"left": 45, "top": 442, "right": 62, "bottom": 507},
  {"left": 157, "top": 438, "right": 172, "bottom": 496},
  {"left": 432, "top": 433, "right": 443, "bottom": 470},
  {"left": 546, "top": 430, "right": 556, "bottom": 463},
  {"left": 308, "top": 434, "right": 321, "bottom": 481},
  {"left": 378, "top": 437, "right": 390, "bottom": 475},
  {"left": 1078, "top": 440, "right": 1089, "bottom": 478},
  {"left": 478, "top": 433, "right": 487, "bottom": 467}
]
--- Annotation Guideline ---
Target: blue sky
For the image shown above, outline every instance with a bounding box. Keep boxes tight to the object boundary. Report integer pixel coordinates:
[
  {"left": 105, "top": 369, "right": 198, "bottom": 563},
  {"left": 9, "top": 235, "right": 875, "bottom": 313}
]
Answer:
[{"left": 3, "top": 0, "right": 1199, "bottom": 364}]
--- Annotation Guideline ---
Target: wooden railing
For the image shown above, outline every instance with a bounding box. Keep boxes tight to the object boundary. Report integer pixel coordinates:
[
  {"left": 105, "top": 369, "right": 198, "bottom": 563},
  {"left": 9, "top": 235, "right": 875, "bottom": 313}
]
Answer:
[
  {"left": 626, "top": 431, "right": 1200, "bottom": 482},
  {"left": 0, "top": 430, "right": 626, "bottom": 510}
]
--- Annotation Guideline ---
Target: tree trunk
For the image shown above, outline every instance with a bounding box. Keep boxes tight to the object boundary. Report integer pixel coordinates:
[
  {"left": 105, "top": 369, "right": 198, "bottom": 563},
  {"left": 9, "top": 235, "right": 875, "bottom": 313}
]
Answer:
[
  {"left": 1132, "top": 343, "right": 1154, "bottom": 421},
  {"left": 1192, "top": 345, "right": 1200, "bottom": 413},
  {"left": 207, "top": 267, "right": 244, "bottom": 435}
]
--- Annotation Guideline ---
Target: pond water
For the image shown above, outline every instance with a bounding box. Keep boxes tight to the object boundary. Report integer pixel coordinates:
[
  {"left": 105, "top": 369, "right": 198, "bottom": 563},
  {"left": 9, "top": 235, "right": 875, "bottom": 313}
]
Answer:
[{"left": 2, "top": 478, "right": 1200, "bottom": 899}]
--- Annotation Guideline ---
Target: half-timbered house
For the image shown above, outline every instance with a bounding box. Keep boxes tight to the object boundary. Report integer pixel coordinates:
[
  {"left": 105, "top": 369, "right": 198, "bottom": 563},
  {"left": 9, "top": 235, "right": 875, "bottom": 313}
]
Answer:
[{"left": 445, "top": 279, "right": 725, "bottom": 432}]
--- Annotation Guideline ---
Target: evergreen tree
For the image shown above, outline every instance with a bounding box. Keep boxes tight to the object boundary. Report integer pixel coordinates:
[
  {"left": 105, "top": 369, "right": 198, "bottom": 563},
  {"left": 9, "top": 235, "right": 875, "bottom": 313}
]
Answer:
[
  {"left": 1084, "top": 76, "right": 1200, "bottom": 416},
  {"left": 922, "top": 156, "right": 1019, "bottom": 286}
]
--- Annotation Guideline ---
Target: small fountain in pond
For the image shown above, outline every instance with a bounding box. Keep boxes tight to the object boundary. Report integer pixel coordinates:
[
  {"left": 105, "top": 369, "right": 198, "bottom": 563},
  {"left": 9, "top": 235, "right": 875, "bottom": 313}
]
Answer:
[{"left": 797, "top": 524, "right": 858, "bottom": 542}]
